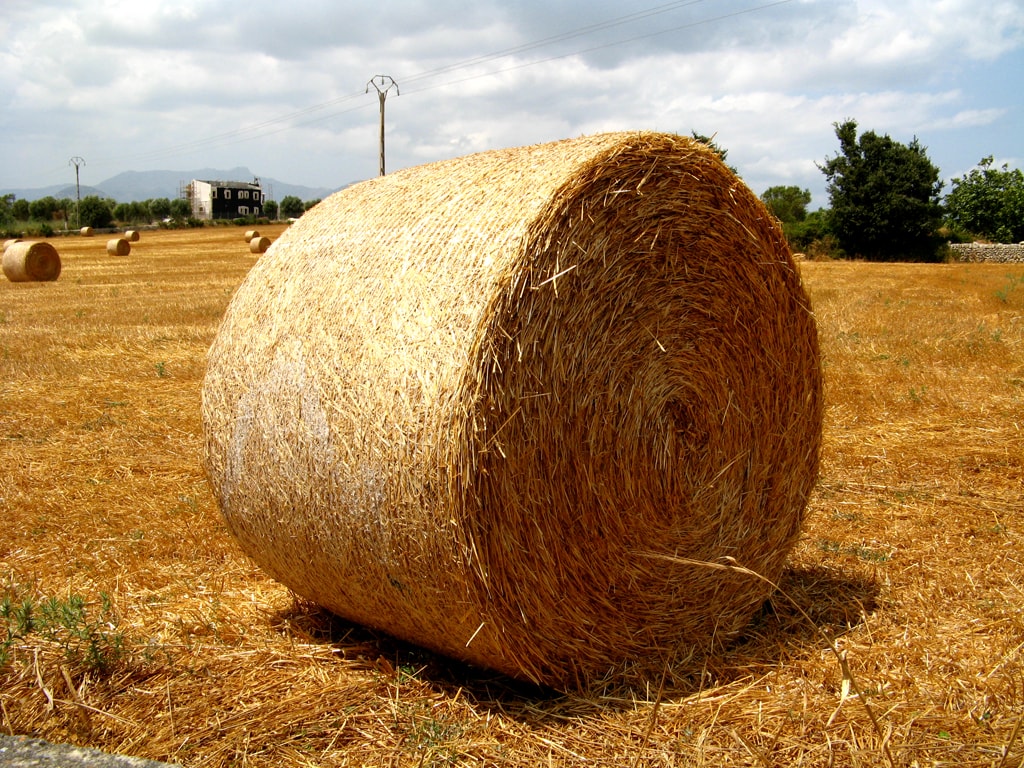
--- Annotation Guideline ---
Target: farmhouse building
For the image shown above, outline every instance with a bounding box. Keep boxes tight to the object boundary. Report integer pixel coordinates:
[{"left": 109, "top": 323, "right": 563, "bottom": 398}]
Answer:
[{"left": 188, "top": 178, "right": 264, "bottom": 220}]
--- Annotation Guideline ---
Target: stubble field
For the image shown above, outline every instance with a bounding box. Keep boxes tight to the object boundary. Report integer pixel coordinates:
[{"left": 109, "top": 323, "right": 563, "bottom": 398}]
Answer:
[{"left": 1, "top": 226, "right": 1022, "bottom": 767}]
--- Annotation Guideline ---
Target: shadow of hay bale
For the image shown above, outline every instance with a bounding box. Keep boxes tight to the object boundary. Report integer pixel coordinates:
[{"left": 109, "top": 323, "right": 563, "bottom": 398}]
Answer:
[{"left": 270, "top": 564, "right": 879, "bottom": 713}]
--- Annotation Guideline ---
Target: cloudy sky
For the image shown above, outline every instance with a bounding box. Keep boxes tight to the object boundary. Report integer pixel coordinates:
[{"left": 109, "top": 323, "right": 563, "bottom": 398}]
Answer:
[{"left": 1, "top": 0, "right": 1021, "bottom": 208}]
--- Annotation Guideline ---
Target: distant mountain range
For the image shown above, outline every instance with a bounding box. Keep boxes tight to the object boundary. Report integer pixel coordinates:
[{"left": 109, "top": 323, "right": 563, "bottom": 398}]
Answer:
[{"left": 1, "top": 166, "right": 356, "bottom": 203}]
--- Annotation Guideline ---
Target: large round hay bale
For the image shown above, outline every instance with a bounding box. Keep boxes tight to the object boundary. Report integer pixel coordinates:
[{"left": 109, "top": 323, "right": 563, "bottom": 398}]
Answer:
[
  {"left": 244, "top": 229, "right": 260, "bottom": 242},
  {"left": 125, "top": 230, "right": 140, "bottom": 242},
  {"left": 202, "top": 131, "right": 823, "bottom": 691},
  {"left": 80, "top": 227, "right": 93, "bottom": 237},
  {"left": 106, "top": 237, "right": 130, "bottom": 256},
  {"left": 248, "top": 236, "right": 271, "bottom": 253},
  {"left": 3, "top": 241, "right": 61, "bottom": 282}
]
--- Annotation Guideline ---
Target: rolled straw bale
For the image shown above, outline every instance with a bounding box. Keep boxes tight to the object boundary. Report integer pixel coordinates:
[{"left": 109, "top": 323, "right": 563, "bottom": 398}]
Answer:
[
  {"left": 244, "top": 229, "right": 260, "bottom": 242},
  {"left": 125, "top": 229, "right": 140, "bottom": 242},
  {"left": 80, "top": 226, "right": 93, "bottom": 237},
  {"left": 248, "top": 235, "right": 271, "bottom": 253},
  {"left": 3, "top": 241, "right": 61, "bottom": 282},
  {"left": 106, "top": 237, "right": 131, "bottom": 256},
  {"left": 202, "top": 131, "right": 823, "bottom": 691},
  {"left": 3, "top": 238, "right": 23, "bottom": 251}
]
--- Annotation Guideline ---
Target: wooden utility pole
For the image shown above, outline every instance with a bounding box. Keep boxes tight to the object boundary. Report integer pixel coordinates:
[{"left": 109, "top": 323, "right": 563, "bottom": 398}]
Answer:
[
  {"left": 68, "top": 156, "right": 85, "bottom": 228},
  {"left": 366, "top": 76, "right": 398, "bottom": 176}
]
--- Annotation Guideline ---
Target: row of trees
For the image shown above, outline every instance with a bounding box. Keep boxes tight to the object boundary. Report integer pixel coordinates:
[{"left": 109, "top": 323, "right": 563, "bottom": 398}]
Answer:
[
  {"left": 0, "top": 192, "right": 320, "bottom": 234},
  {"left": 4, "top": 123, "right": 1020, "bottom": 260},
  {"left": 756, "top": 120, "right": 1024, "bottom": 262}
]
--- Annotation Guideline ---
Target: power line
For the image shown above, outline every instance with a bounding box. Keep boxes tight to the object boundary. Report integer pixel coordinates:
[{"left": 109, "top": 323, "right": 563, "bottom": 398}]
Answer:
[
  {"left": 402, "top": 0, "right": 797, "bottom": 97},
  {"left": 396, "top": 0, "right": 714, "bottom": 90},
  {"left": 92, "top": 0, "right": 795, "bottom": 169}
]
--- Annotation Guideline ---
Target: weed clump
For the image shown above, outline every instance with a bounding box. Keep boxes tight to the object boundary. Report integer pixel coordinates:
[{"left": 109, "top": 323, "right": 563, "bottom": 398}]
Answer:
[{"left": 1, "top": 585, "right": 129, "bottom": 675}]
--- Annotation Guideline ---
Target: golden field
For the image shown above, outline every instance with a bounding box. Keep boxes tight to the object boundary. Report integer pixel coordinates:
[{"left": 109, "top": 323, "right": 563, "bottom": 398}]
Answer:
[{"left": 1, "top": 226, "right": 1022, "bottom": 767}]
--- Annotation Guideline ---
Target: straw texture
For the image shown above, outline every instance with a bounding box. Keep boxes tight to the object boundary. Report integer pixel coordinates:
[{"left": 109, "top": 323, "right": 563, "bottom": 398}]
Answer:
[
  {"left": 107, "top": 237, "right": 131, "bottom": 256},
  {"left": 3, "top": 240, "right": 61, "bottom": 282},
  {"left": 249, "top": 236, "right": 271, "bottom": 253},
  {"left": 201, "top": 131, "right": 823, "bottom": 692}
]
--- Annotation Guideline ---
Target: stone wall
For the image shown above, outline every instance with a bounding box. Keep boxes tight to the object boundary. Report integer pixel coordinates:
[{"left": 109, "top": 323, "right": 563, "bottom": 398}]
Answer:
[{"left": 949, "top": 242, "right": 1024, "bottom": 263}]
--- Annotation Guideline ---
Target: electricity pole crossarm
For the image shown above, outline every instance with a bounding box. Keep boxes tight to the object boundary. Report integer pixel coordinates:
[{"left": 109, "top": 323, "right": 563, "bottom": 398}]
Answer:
[{"left": 366, "top": 75, "right": 398, "bottom": 176}]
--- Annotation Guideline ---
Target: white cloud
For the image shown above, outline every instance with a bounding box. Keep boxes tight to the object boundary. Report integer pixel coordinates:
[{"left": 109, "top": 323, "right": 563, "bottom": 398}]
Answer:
[{"left": 0, "top": 0, "right": 1020, "bottom": 204}]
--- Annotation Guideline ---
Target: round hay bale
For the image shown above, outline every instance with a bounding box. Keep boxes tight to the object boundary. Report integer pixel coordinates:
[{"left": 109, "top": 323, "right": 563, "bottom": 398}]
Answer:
[
  {"left": 3, "top": 238, "right": 23, "bottom": 251},
  {"left": 106, "top": 237, "right": 131, "bottom": 256},
  {"left": 244, "top": 229, "right": 260, "bottom": 242},
  {"left": 201, "top": 131, "right": 823, "bottom": 691},
  {"left": 248, "top": 235, "right": 271, "bottom": 253},
  {"left": 125, "top": 230, "right": 140, "bottom": 242},
  {"left": 3, "top": 241, "right": 62, "bottom": 282},
  {"left": 80, "top": 227, "right": 93, "bottom": 237}
]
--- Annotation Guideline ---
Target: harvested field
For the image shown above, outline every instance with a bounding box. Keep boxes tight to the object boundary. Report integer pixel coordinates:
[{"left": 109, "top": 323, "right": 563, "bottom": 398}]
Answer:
[{"left": 1, "top": 226, "right": 1022, "bottom": 767}]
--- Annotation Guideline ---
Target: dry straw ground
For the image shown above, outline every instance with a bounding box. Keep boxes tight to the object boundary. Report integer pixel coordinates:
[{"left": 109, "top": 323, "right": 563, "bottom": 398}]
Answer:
[{"left": 1, "top": 226, "right": 1022, "bottom": 767}]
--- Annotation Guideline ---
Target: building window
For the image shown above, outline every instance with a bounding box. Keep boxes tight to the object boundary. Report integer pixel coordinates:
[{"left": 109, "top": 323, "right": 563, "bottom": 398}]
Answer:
[
  {"left": 239, "top": 206, "right": 249, "bottom": 216},
  {"left": 211, "top": 188, "right": 217, "bottom": 198},
  {"left": 224, "top": 189, "right": 231, "bottom": 199}
]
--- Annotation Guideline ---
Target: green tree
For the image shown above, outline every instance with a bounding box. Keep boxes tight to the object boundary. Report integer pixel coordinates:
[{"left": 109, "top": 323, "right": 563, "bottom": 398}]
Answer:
[
  {"left": 169, "top": 198, "right": 190, "bottom": 219},
  {"left": 29, "top": 196, "right": 60, "bottom": 222},
  {"left": 691, "top": 132, "right": 739, "bottom": 175},
  {"left": 0, "top": 194, "right": 14, "bottom": 225},
  {"left": 114, "top": 201, "right": 149, "bottom": 224},
  {"left": 12, "top": 198, "right": 30, "bottom": 221},
  {"left": 782, "top": 209, "right": 834, "bottom": 254},
  {"left": 78, "top": 195, "right": 115, "bottom": 229},
  {"left": 819, "top": 120, "right": 944, "bottom": 261},
  {"left": 945, "top": 156, "right": 1024, "bottom": 243},
  {"left": 761, "top": 186, "right": 812, "bottom": 223},
  {"left": 279, "top": 195, "right": 305, "bottom": 218},
  {"left": 149, "top": 198, "right": 172, "bottom": 220},
  {"left": 56, "top": 198, "right": 72, "bottom": 226},
  {"left": 263, "top": 199, "right": 279, "bottom": 220}
]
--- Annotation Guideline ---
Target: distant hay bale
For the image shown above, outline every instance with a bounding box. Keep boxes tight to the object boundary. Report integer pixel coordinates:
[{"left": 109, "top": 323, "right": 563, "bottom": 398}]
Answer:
[
  {"left": 248, "top": 236, "right": 271, "bottom": 253},
  {"left": 3, "top": 241, "right": 61, "bottom": 282},
  {"left": 201, "top": 131, "right": 823, "bottom": 692},
  {"left": 80, "top": 227, "right": 93, "bottom": 237},
  {"left": 106, "top": 237, "right": 131, "bottom": 256},
  {"left": 125, "top": 230, "right": 140, "bottom": 242},
  {"left": 3, "top": 238, "right": 23, "bottom": 252},
  {"left": 244, "top": 229, "right": 260, "bottom": 242}
]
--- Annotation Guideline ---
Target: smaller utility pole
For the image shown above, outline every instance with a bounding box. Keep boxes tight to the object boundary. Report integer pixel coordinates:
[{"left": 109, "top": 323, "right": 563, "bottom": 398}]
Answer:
[
  {"left": 69, "top": 156, "right": 85, "bottom": 228},
  {"left": 366, "top": 75, "right": 398, "bottom": 176}
]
